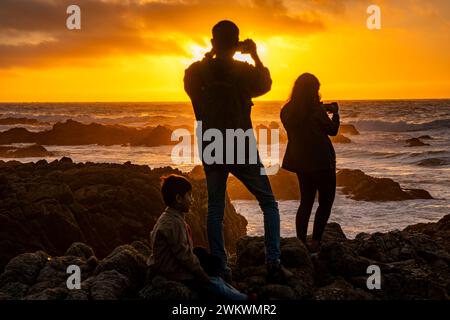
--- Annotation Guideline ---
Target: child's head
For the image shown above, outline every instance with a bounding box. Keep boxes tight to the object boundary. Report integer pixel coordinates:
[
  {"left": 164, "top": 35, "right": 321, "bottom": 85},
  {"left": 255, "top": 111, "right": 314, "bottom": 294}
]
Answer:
[{"left": 160, "top": 174, "right": 193, "bottom": 213}]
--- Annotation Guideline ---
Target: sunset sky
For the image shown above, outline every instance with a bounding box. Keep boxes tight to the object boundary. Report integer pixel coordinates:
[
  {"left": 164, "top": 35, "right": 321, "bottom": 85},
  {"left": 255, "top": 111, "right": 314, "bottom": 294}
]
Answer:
[{"left": 0, "top": 0, "right": 449, "bottom": 101}]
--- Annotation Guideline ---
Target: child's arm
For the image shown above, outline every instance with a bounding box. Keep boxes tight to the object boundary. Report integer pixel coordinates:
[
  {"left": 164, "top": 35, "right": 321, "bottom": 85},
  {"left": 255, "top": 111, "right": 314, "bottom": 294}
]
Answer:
[{"left": 166, "top": 223, "right": 211, "bottom": 283}]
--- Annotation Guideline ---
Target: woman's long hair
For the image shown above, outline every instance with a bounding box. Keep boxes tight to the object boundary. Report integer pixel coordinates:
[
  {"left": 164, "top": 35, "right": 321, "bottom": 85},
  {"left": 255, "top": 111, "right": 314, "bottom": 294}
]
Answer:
[{"left": 285, "top": 73, "right": 321, "bottom": 119}]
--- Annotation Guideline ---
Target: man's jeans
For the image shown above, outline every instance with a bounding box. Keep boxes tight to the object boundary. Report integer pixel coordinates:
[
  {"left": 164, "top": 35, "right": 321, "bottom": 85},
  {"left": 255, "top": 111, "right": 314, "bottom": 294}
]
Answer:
[{"left": 204, "top": 162, "right": 281, "bottom": 275}]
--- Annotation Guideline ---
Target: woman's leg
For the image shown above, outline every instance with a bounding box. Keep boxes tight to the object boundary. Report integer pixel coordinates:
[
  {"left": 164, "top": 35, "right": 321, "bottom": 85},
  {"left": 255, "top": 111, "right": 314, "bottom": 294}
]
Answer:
[
  {"left": 312, "top": 169, "right": 336, "bottom": 242},
  {"left": 296, "top": 171, "right": 317, "bottom": 243}
]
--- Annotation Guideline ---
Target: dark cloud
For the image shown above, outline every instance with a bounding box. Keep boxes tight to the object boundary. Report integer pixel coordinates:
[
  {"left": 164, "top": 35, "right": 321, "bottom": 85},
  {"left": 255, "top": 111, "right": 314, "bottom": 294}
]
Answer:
[{"left": 0, "top": 0, "right": 326, "bottom": 68}]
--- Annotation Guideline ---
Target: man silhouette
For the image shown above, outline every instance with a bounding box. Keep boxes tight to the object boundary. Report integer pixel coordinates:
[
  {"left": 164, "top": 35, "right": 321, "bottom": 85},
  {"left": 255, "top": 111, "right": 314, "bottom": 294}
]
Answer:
[{"left": 184, "top": 20, "right": 291, "bottom": 283}]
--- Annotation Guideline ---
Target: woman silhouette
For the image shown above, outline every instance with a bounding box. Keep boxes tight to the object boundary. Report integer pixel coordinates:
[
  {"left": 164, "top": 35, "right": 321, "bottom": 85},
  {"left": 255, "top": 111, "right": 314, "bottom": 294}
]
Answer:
[{"left": 280, "top": 73, "right": 340, "bottom": 253}]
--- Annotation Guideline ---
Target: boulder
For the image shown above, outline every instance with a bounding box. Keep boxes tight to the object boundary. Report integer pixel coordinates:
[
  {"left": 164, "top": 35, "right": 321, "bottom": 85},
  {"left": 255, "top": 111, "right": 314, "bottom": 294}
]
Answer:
[
  {"left": 0, "top": 160, "right": 247, "bottom": 270},
  {"left": 405, "top": 138, "right": 430, "bottom": 147},
  {"left": 0, "top": 144, "right": 54, "bottom": 158},
  {"left": 0, "top": 120, "right": 177, "bottom": 147},
  {"left": 139, "top": 276, "right": 194, "bottom": 300},
  {"left": 330, "top": 134, "right": 351, "bottom": 144},
  {"left": 336, "top": 169, "right": 434, "bottom": 201},
  {"left": 339, "top": 124, "right": 360, "bottom": 135}
]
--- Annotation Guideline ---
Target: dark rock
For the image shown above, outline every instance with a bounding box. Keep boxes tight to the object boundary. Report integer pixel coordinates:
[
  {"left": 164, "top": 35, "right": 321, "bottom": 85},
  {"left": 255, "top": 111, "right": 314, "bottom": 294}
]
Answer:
[
  {"left": 314, "top": 278, "right": 373, "bottom": 300},
  {"left": 90, "top": 270, "right": 133, "bottom": 300},
  {"left": 65, "top": 242, "right": 95, "bottom": 259},
  {"left": 404, "top": 214, "right": 450, "bottom": 252},
  {"left": 0, "top": 120, "right": 177, "bottom": 147},
  {"left": 280, "top": 237, "right": 313, "bottom": 269},
  {"left": 234, "top": 237, "right": 314, "bottom": 299},
  {"left": 318, "top": 242, "right": 373, "bottom": 278},
  {"left": 130, "top": 241, "right": 152, "bottom": 259},
  {"left": 236, "top": 237, "right": 266, "bottom": 268},
  {"left": 258, "top": 284, "right": 296, "bottom": 300},
  {"left": 336, "top": 169, "right": 434, "bottom": 201},
  {"left": 415, "top": 158, "right": 449, "bottom": 167},
  {"left": 0, "top": 144, "right": 54, "bottom": 158},
  {"left": 1, "top": 211, "right": 450, "bottom": 300},
  {"left": 139, "top": 276, "right": 194, "bottom": 300},
  {"left": 405, "top": 138, "right": 430, "bottom": 147},
  {"left": 24, "top": 287, "right": 68, "bottom": 300},
  {"left": 0, "top": 251, "right": 50, "bottom": 286},
  {"left": 0, "top": 282, "right": 30, "bottom": 299},
  {"left": 0, "top": 160, "right": 247, "bottom": 270},
  {"left": 94, "top": 245, "right": 147, "bottom": 288},
  {"left": 321, "top": 223, "right": 347, "bottom": 243},
  {"left": 0, "top": 117, "right": 49, "bottom": 126},
  {"left": 330, "top": 134, "right": 351, "bottom": 143},
  {"left": 339, "top": 124, "right": 360, "bottom": 135}
]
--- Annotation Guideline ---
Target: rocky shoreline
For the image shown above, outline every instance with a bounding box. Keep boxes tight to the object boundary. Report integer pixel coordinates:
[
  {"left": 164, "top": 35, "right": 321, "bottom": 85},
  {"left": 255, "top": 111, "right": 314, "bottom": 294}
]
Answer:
[
  {"left": 0, "top": 158, "right": 246, "bottom": 269},
  {"left": 0, "top": 215, "right": 449, "bottom": 300},
  {"left": 0, "top": 159, "right": 448, "bottom": 300}
]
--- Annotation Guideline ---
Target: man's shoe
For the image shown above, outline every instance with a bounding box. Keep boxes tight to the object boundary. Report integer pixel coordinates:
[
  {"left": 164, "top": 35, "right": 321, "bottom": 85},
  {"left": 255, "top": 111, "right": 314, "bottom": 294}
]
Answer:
[{"left": 266, "top": 262, "right": 293, "bottom": 284}]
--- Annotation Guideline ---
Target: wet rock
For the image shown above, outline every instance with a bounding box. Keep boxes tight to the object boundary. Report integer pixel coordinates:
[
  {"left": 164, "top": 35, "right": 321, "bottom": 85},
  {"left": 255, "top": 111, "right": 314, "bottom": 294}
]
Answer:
[
  {"left": 130, "top": 241, "right": 152, "bottom": 259},
  {"left": 404, "top": 214, "right": 450, "bottom": 252},
  {"left": 0, "top": 117, "right": 49, "bottom": 126},
  {"left": 339, "top": 124, "right": 360, "bottom": 135},
  {"left": 139, "top": 276, "right": 194, "bottom": 300},
  {"left": 258, "top": 284, "right": 296, "bottom": 300},
  {"left": 24, "top": 287, "right": 68, "bottom": 300},
  {"left": 336, "top": 169, "right": 434, "bottom": 201},
  {"left": 0, "top": 119, "right": 177, "bottom": 147},
  {"left": 318, "top": 242, "right": 373, "bottom": 278},
  {"left": 314, "top": 278, "right": 373, "bottom": 300},
  {"left": 0, "top": 144, "right": 54, "bottom": 158},
  {"left": 405, "top": 138, "right": 430, "bottom": 147},
  {"left": 90, "top": 270, "right": 132, "bottom": 300},
  {"left": 65, "top": 242, "right": 95, "bottom": 259},
  {"left": 94, "top": 245, "right": 147, "bottom": 288},
  {"left": 0, "top": 160, "right": 247, "bottom": 270},
  {"left": 0, "top": 282, "right": 30, "bottom": 300},
  {"left": 0, "top": 251, "right": 50, "bottom": 286},
  {"left": 320, "top": 223, "right": 347, "bottom": 243},
  {"left": 330, "top": 134, "right": 351, "bottom": 144}
]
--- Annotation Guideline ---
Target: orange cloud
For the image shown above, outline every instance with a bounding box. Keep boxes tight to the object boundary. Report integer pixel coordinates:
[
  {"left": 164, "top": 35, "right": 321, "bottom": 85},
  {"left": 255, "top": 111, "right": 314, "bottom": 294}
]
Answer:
[{"left": 0, "top": 0, "right": 325, "bottom": 69}]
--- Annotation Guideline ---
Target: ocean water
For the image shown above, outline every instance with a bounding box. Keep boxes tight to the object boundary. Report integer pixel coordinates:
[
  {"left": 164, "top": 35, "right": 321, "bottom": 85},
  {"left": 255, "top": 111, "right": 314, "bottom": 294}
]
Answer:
[{"left": 0, "top": 100, "right": 449, "bottom": 238}]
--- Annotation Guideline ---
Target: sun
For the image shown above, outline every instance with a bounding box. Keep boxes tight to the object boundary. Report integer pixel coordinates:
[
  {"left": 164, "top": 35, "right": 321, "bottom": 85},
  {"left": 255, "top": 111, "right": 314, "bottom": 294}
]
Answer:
[{"left": 185, "top": 41, "right": 267, "bottom": 66}]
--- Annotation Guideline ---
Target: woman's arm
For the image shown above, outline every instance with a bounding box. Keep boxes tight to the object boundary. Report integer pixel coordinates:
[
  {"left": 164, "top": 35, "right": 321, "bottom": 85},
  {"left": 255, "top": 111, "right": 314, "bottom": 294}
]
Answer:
[{"left": 316, "top": 108, "right": 340, "bottom": 136}]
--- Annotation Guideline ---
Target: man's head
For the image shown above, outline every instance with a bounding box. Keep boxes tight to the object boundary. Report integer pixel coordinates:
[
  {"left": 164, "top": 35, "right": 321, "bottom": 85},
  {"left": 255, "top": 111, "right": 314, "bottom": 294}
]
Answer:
[
  {"left": 211, "top": 20, "right": 239, "bottom": 56},
  {"left": 160, "top": 174, "right": 193, "bottom": 213}
]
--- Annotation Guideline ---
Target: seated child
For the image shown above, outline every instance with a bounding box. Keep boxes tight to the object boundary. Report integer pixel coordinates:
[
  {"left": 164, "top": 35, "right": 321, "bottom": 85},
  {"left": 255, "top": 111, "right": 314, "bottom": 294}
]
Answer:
[{"left": 148, "top": 174, "right": 252, "bottom": 300}]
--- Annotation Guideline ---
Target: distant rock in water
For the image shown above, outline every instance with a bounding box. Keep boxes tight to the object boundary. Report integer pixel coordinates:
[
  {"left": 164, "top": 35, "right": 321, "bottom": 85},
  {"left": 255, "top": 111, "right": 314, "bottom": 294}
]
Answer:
[
  {"left": 0, "top": 117, "right": 49, "bottom": 126},
  {"left": 415, "top": 158, "right": 449, "bottom": 167},
  {"left": 0, "top": 119, "right": 177, "bottom": 147},
  {"left": 1, "top": 214, "right": 449, "bottom": 300},
  {"left": 418, "top": 135, "right": 433, "bottom": 140},
  {"left": 405, "top": 138, "right": 430, "bottom": 147},
  {"left": 336, "top": 169, "right": 434, "bottom": 201},
  {"left": 330, "top": 134, "right": 351, "bottom": 144},
  {"left": 339, "top": 124, "right": 360, "bottom": 135},
  {"left": 0, "top": 144, "right": 54, "bottom": 158},
  {"left": 0, "top": 159, "right": 247, "bottom": 270},
  {"left": 196, "top": 166, "right": 434, "bottom": 202}
]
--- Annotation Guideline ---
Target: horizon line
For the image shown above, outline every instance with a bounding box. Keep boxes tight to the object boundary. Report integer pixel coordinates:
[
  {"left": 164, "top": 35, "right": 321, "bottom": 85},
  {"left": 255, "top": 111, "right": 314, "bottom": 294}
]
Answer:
[{"left": 1, "top": 97, "right": 450, "bottom": 104}]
